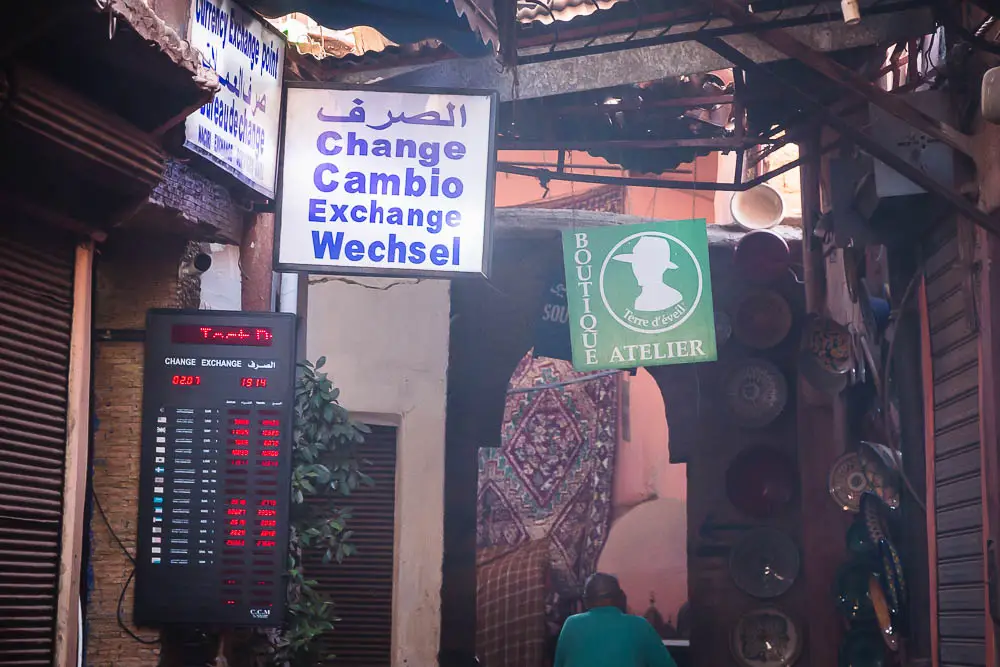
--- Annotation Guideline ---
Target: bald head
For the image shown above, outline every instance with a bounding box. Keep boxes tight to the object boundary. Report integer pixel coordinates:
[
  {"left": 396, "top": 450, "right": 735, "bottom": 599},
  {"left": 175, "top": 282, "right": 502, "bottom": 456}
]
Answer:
[{"left": 583, "top": 573, "right": 624, "bottom": 609}]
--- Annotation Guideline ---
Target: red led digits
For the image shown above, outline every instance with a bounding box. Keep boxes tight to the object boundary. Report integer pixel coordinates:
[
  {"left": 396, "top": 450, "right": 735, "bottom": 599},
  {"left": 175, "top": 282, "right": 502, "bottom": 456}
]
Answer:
[
  {"left": 229, "top": 439, "right": 249, "bottom": 446},
  {"left": 260, "top": 500, "right": 277, "bottom": 507},
  {"left": 256, "top": 540, "right": 277, "bottom": 548},
  {"left": 260, "top": 419, "right": 280, "bottom": 427},
  {"left": 260, "top": 429, "right": 280, "bottom": 437},
  {"left": 228, "top": 529, "right": 247, "bottom": 537},
  {"left": 259, "top": 450, "right": 279, "bottom": 458},
  {"left": 258, "top": 520, "right": 277, "bottom": 527},
  {"left": 171, "top": 375, "right": 201, "bottom": 386},
  {"left": 257, "top": 509, "right": 277, "bottom": 517},
  {"left": 231, "top": 429, "right": 250, "bottom": 436},
  {"left": 225, "top": 539, "right": 245, "bottom": 547},
  {"left": 229, "top": 499, "right": 246, "bottom": 506},
  {"left": 230, "top": 449, "right": 250, "bottom": 456},
  {"left": 261, "top": 440, "right": 279, "bottom": 447},
  {"left": 232, "top": 418, "right": 250, "bottom": 426},
  {"left": 258, "top": 460, "right": 279, "bottom": 467},
  {"left": 171, "top": 324, "right": 274, "bottom": 346},
  {"left": 240, "top": 377, "right": 268, "bottom": 388},
  {"left": 228, "top": 519, "right": 246, "bottom": 526},
  {"left": 259, "top": 530, "right": 277, "bottom": 537},
  {"left": 229, "top": 459, "right": 249, "bottom": 466},
  {"left": 226, "top": 509, "right": 247, "bottom": 516}
]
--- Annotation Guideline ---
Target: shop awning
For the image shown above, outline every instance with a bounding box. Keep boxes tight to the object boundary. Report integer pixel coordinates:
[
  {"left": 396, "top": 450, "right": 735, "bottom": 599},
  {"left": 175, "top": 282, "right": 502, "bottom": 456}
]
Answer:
[{"left": 245, "top": 0, "right": 497, "bottom": 56}]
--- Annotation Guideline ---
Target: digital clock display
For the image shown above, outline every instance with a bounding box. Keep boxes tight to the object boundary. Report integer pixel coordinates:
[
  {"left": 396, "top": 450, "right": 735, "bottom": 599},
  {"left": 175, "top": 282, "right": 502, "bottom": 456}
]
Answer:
[
  {"left": 172, "top": 375, "right": 201, "bottom": 386},
  {"left": 171, "top": 324, "right": 274, "bottom": 347},
  {"left": 240, "top": 377, "right": 268, "bottom": 388}
]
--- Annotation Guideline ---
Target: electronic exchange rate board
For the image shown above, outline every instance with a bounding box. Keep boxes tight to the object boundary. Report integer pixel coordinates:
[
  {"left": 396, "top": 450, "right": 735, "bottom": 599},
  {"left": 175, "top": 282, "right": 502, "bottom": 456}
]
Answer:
[{"left": 134, "top": 309, "right": 296, "bottom": 627}]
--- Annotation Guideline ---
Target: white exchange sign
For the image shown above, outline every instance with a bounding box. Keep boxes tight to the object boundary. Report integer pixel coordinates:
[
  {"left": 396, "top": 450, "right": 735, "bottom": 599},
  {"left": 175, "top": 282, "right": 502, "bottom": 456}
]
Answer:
[
  {"left": 275, "top": 86, "right": 497, "bottom": 277},
  {"left": 185, "top": 0, "right": 285, "bottom": 198}
]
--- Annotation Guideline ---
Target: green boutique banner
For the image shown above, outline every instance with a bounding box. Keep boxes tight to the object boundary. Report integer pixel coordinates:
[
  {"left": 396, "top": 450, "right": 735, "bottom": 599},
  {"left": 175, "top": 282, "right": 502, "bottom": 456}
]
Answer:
[{"left": 561, "top": 219, "right": 717, "bottom": 371}]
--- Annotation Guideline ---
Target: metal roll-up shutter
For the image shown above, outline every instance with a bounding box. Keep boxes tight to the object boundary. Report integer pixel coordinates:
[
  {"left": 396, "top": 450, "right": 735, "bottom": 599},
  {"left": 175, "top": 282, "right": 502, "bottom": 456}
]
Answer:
[
  {"left": 304, "top": 425, "right": 398, "bottom": 666},
  {"left": 0, "top": 225, "right": 75, "bottom": 665},
  {"left": 923, "top": 221, "right": 987, "bottom": 667}
]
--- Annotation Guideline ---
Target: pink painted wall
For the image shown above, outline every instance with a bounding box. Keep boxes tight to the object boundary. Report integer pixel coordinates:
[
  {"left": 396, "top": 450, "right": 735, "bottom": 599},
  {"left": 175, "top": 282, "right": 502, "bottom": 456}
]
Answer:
[
  {"left": 493, "top": 146, "right": 708, "bottom": 626},
  {"left": 602, "top": 369, "right": 688, "bottom": 624},
  {"left": 495, "top": 150, "right": 718, "bottom": 223},
  {"left": 599, "top": 497, "right": 688, "bottom": 623}
]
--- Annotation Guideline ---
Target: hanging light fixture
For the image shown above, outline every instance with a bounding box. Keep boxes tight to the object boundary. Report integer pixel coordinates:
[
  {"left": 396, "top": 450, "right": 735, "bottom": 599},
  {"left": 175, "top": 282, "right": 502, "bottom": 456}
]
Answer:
[{"left": 841, "top": 0, "right": 861, "bottom": 24}]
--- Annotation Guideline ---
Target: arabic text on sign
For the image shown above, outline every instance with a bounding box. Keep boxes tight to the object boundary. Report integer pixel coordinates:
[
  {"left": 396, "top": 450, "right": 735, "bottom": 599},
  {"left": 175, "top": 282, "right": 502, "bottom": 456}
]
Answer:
[{"left": 316, "top": 99, "right": 469, "bottom": 131}]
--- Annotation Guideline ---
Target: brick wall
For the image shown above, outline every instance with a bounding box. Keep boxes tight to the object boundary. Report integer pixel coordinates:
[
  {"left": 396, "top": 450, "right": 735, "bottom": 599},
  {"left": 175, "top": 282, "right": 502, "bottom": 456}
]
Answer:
[
  {"left": 126, "top": 159, "right": 245, "bottom": 244},
  {"left": 87, "top": 233, "right": 187, "bottom": 666}
]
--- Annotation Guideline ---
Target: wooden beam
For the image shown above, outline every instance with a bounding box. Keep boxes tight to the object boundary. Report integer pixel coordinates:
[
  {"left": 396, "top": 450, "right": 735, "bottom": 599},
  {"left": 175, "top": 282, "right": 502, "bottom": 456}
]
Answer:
[
  {"left": 799, "top": 134, "right": 825, "bottom": 310},
  {"left": 795, "top": 132, "right": 843, "bottom": 667},
  {"left": 0, "top": 191, "right": 108, "bottom": 242},
  {"left": 968, "top": 0, "right": 1000, "bottom": 17},
  {"left": 151, "top": 95, "right": 213, "bottom": 138},
  {"left": 706, "top": 0, "right": 975, "bottom": 159},
  {"left": 54, "top": 241, "right": 95, "bottom": 667},
  {"left": 698, "top": 36, "right": 1000, "bottom": 237},
  {"left": 241, "top": 212, "right": 275, "bottom": 311}
]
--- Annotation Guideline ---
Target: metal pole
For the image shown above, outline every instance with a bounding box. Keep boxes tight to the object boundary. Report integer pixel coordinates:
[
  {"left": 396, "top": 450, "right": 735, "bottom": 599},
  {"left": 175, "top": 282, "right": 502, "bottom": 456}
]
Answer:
[{"left": 496, "top": 163, "right": 745, "bottom": 191}]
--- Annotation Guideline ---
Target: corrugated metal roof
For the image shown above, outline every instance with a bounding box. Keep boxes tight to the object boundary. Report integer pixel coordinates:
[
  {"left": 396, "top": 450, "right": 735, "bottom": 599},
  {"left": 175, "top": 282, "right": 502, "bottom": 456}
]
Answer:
[
  {"left": 450, "top": 0, "right": 499, "bottom": 49},
  {"left": 517, "top": 0, "right": 624, "bottom": 25},
  {"left": 268, "top": 14, "right": 403, "bottom": 59},
  {"left": 271, "top": 12, "right": 455, "bottom": 78},
  {"left": 242, "top": 0, "right": 494, "bottom": 56},
  {"left": 285, "top": 38, "right": 452, "bottom": 79}
]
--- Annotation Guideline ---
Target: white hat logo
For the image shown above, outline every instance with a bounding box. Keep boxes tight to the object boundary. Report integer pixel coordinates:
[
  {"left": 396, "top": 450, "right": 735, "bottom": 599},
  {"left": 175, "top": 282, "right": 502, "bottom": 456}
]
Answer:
[{"left": 612, "top": 235, "right": 683, "bottom": 312}]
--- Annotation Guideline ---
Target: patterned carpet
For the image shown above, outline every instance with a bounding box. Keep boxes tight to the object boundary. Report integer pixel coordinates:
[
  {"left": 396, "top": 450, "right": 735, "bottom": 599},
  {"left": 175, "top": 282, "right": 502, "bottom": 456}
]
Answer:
[{"left": 477, "top": 352, "right": 619, "bottom": 640}]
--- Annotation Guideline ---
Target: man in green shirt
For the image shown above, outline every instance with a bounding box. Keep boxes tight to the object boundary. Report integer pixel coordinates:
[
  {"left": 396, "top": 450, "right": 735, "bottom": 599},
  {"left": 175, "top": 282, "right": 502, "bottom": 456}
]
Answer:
[{"left": 554, "top": 573, "right": 679, "bottom": 667}]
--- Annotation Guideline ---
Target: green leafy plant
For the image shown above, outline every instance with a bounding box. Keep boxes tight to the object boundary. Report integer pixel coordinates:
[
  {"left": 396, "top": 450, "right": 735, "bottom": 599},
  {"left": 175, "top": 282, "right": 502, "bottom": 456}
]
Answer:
[{"left": 260, "top": 357, "right": 372, "bottom": 666}]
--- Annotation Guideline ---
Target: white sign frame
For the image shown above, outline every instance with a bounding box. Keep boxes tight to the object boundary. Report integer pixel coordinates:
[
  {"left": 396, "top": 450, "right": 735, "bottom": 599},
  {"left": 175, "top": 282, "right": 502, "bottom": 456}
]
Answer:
[
  {"left": 274, "top": 82, "right": 498, "bottom": 279},
  {"left": 184, "top": 0, "right": 286, "bottom": 198}
]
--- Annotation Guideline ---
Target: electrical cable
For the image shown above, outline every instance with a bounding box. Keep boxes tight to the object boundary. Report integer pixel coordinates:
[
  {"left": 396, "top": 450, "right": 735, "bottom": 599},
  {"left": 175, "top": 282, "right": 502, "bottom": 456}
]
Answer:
[
  {"left": 93, "top": 490, "right": 159, "bottom": 644},
  {"left": 117, "top": 569, "right": 159, "bottom": 645},
  {"left": 93, "top": 490, "right": 134, "bottom": 565}
]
